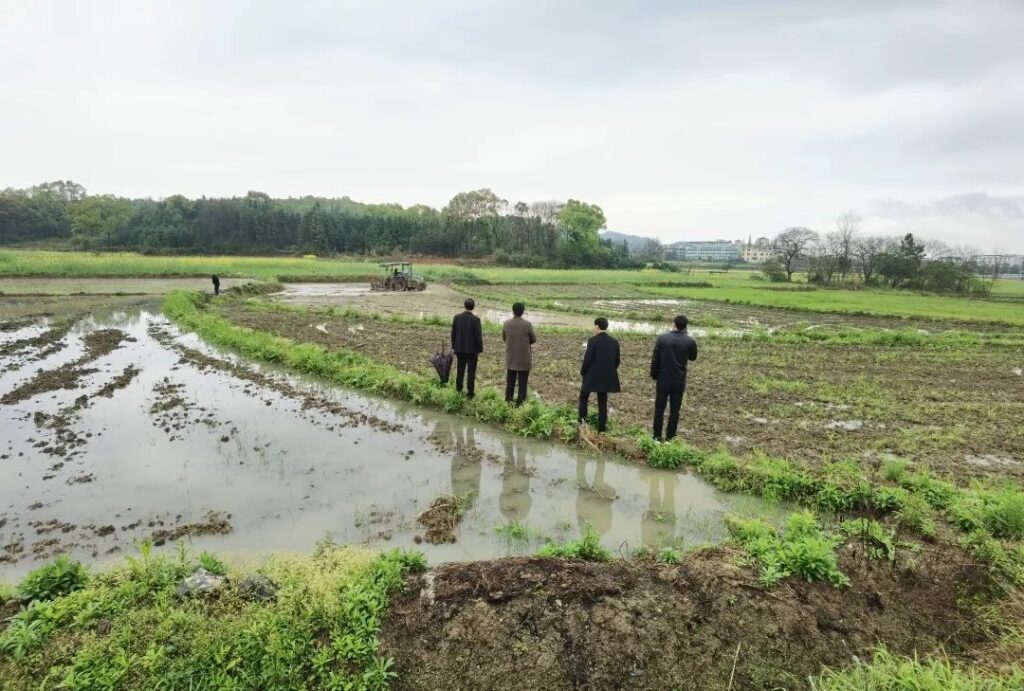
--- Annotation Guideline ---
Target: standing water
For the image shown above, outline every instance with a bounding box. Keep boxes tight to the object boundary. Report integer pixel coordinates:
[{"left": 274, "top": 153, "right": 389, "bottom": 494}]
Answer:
[{"left": 1, "top": 305, "right": 782, "bottom": 580}]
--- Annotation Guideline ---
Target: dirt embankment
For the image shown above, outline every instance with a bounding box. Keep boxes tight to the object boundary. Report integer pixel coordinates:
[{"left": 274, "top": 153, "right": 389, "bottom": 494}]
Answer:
[{"left": 381, "top": 546, "right": 985, "bottom": 691}]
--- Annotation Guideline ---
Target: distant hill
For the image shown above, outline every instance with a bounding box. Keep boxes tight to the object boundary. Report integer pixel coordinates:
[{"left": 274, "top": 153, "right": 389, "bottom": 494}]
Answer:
[{"left": 601, "top": 230, "right": 658, "bottom": 252}]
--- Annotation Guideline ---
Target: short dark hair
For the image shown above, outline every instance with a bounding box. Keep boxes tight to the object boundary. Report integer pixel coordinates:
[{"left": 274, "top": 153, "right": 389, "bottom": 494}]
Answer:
[
  {"left": 512, "top": 302, "right": 525, "bottom": 316},
  {"left": 674, "top": 315, "right": 688, "bottom": 330},
  {"left": 594, "top": 317, "right": 609, "bottom": 331},
  {"left": 464, "top": 298, "right": 475, "bottom": 310}
]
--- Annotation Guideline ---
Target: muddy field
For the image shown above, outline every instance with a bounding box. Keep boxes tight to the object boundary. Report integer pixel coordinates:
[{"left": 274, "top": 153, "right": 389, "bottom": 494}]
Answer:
[
  {"left": 1, "top": 292, "right": 782, "bottom": 579},
  {"left": 221, "top": 297, "right": 1024, "bottom": 480}
]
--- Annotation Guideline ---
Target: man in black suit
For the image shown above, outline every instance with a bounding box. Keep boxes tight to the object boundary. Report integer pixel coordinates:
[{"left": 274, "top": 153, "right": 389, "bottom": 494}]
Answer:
[
  {"left": 451, "top": 298, "right": 483, "bottom": 398},
  {"left": 650, "top": 314, "right": 699, "bottom": 440},
  {"left": 578, "top": 317, "right": 620, "bottom": 433}
]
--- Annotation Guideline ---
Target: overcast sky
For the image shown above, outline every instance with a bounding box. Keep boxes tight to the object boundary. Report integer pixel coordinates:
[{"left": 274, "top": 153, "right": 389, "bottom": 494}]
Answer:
[{"left": 2, "top": 0, "right": 1022, "bottom": 251}]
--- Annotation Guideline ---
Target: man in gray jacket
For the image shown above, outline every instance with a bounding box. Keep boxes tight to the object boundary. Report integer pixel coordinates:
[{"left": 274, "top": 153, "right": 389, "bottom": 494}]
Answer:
[
  {"left": 501, "top": 302, "right": 537, "bottom": 406},
  {"left": 650, "top": 314, "right": 698, "bottom": 440}
]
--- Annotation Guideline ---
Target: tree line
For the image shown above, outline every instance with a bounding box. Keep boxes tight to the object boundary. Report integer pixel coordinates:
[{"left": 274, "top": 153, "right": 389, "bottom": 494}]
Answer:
[
  {"left": 0, "top": 182, "right": 646, "bottom": 269},
  {"left": 766, "top": 213, "right": 1016, "bottom": 295}
]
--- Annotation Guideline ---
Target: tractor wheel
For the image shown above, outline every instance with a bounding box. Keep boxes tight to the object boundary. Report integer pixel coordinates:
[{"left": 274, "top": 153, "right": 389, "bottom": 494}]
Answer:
[{"left": 392, "top": 276, "right": 407, "bottom": 291}]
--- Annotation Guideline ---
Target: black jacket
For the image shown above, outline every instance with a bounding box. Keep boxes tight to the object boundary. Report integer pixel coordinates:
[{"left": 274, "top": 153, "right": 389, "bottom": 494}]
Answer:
[
  {"left": 580, "top": 332, "right": 621, "bottom": 393},
  {"left": 451, "top": 311, "right": 483, "bottom": 354},
  {"left": 650, "top": 330, "right": 698, "bottom": 390}
]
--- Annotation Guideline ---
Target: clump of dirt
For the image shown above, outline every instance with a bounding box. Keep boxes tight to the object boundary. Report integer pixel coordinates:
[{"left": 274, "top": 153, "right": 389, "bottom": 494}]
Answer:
[
  {"left": 380, "top": 545, "right": 987, "bottom": 691},
  {"left": 1, "top": 366, "right": 99, "bottom": 405},
  {"left": 149, "top": 511, "right": 233, "bottom": 546},
  {"left": 79, "top": 329, "right": 134, "bottom": 361},
  {"left": 0, "top": 321, "right": 71, "bottom": 362},
  {"left": 416, "top": 495, "right": 466, "bottom": 544}
]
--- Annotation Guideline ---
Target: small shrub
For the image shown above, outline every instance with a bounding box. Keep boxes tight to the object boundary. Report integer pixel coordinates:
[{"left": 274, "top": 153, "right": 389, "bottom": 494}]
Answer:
[
  {"left": 495, "top": 521, "right": 531, "bottom": 541},
  {"left": 897, "top": 493, "right": 937, "bottom": 537},
  {"left": 537, "top": 525, "right": 613, "bottom": 562},
  {"left": 727, "top": 511, "right": 849, "bottom": 588},
  {"left": 881, "top": 458, "right": 909, "bottom": 483},
  {"left": 16, "top": 556, "right": 88, "bottom": 603},
  {"left": 198, "top": 551, "right": 227, "bottom": 576},
  {"left": 657, "top": 547, "right": 682, "bottom": 565}
]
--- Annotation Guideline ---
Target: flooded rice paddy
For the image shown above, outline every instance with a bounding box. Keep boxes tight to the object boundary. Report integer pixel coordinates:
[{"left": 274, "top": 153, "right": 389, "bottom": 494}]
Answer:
[{"left": 1, "top": 303, "right": 783, "bottom": 580}]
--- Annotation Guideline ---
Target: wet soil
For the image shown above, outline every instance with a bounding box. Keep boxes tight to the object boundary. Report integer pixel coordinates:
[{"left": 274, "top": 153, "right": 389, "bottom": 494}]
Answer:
[
  {"left": 1, "top": 329, "right": 133, "bottom": 405},
  {"left": 221, "top": 302, "right": 1024, "bottom": 480},
  {"left": 416, "top": 496, "right": 467, "bottom": 544},
  {"left": 381, "top": 544, "right": 984, "bottom": 691}
]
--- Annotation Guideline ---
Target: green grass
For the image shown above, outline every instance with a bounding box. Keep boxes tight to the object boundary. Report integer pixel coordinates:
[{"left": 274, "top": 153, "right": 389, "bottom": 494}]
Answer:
[
  {"left": 0, "top": 543, "right": 425, "bottom": 690},
  {"left": 536, "top": 525, "right": 613, "bottom": 562},
  {"left": 811, "top": 648, "right": 1024, "bottom": 690},
  {"left": 727, "top": 511, "right": 850, "bottom": 587},
  {"left": 637, "top": 282, "right": 1024, "bottom": 326}
]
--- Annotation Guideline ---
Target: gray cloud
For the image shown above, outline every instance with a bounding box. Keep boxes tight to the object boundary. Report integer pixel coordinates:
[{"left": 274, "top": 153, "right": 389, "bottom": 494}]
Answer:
[{"left": 1, "top": 0, "right": 1023, "bottom": 251}]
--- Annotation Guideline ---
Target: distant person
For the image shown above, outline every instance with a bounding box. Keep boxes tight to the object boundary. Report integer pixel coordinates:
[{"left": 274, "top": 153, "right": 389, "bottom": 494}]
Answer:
[
  {"left": 501, "top": 302, "right": 537, "bottom": 406},
  {"left": 211, "top": 274, "right": 220, "bottom": 295},
  {"left": 451, "top": 298, "right": 483, "bottom": 398},
  {"left": 650, "top": 314, "right": 698, "bottom": 440},
  {"left": 578, "top": 317, "right": 620, "bottom": 433}
]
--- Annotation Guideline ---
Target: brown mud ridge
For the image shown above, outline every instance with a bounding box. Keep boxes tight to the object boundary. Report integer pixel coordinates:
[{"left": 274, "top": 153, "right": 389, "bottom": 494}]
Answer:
[
  {"left": 415, "top": 495, "right": 467, "bottom": 544},
  {"left": 1, "top": 510, "right": 233, "bottom": 567},
  {"left": 0, "top": 321, "right": 71, "bottom": 363},
  {"left": 28, "top": 365, "right": 140, "bottom": 468},
  {"left": 147, "top": 323, "right": 408, "bottom": 434},
  {"left": 381, "top": 546, "right": 986, "bottom": 691},
  {"left": 1, "top": 329, "right": 134, "bottom": 405},
  {"left": 149, "top": 510, "right": 233, "bottom": 546}
]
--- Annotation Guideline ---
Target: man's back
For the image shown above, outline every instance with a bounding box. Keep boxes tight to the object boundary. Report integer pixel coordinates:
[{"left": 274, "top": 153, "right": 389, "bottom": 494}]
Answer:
[
  {"left": 651, "top": 331, "right": 698, "bottom": 389},
  {"left": 451, "top": 311, "right": 483, "bottom": 354},
  {"left": 502, "top": 316, "right": 536, "bottom": 370}
]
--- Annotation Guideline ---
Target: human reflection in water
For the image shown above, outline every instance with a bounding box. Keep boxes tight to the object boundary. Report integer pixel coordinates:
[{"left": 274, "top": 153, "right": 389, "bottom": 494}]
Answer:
[
  {"left": 641, "top": 472, "right": 678, "bottom": 547},
  {"left": 575, "top": 458, "right": 617, "bottom": 536},
  {"left": 499, "top": 439, "right": 532, "bottom": 523},
  {"left": 432, "top": 421, "right": 482, "bottom": 509}
]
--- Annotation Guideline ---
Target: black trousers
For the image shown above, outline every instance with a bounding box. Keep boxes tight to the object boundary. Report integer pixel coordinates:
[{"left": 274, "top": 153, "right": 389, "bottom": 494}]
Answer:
[
  {"left": 653, "top": 386, "right": 685, "bottom": 440},
  {"left": 578, "top": 389, "right": 609, "bottom": 432},
  {"left": 455, "top": 353, "right": 478, "bottom": 396},
  {"left": 505, "top": 370, "right": 529, "bottom": 405}
]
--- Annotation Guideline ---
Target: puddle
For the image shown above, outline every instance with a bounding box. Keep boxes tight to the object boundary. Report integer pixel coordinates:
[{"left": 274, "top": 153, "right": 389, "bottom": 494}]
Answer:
[{"left": 1, "top": 305, "right": 786, "bottom": 580}]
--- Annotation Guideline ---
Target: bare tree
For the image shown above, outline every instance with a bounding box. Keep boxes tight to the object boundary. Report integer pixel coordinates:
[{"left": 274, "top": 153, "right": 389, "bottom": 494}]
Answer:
[
  {"left": 834, "top": 211, "right": 861, "bottom": 281},
  {"left": 529, "top": 200, "right": 565, "bottom": 225},
  {"left": 853, "top": 235, "right": 889, "bottom": 284},
  {"left": 772, "top": 227, "right": 819, "bottom": 281}
]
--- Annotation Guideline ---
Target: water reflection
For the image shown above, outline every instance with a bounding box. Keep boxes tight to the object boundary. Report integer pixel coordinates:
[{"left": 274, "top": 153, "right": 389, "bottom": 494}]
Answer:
[
  {"left": 641, "top": 474, "right": 678, "bottom": 547},
  {"left": 575, "top": 459, "right": 617, "bottom": 536},
  {"left": 500, "top": 439, "right": 532, "bottom": 522}
]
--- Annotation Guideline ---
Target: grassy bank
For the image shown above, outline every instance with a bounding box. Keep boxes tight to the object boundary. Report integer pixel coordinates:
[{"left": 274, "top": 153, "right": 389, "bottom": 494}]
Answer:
[{"left": 0, "top": 543, "right": 424, "bottom": 690}]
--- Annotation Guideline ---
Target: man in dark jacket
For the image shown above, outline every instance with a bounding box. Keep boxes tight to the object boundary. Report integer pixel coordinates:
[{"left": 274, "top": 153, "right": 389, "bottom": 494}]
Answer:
[
  {"left": 211, "top": 274, "right": 220, "bottom": 295},
  {"left": 650, "top": 314, "right": 698, "bottom": 440},
  {"left": 579, "top": 317, "right": 620, "bottom": 433},
  {"left": 451, "top": 298, "right": 483, "bottom": 398}
]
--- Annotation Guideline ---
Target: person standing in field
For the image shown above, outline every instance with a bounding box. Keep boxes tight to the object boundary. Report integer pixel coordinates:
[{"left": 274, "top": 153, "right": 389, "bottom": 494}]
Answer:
[
  {"left": 451, "top": 298, "right": 483, "bottom": 398},
  {"left": 578, "top": 317, "right": 620, "bottom": 433},
  {"left": 211, "top": 274, "right": 220, "bottom": 295},
  {"left": 501, "top": 302, "right": 537, "bottom": 406},
  {"left": 650, "top": 314, "right": 698, "bottom": 440}
]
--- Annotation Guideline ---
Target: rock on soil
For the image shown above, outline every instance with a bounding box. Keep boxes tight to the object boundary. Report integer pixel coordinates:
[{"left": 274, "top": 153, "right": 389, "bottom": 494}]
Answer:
[
  {"left": 237, "top": 574, "right": 279, "bottom": 602},
  {"left": 175, "top": 568, "right": 227, "bottom": 599},
  {"left": 380, "top": 545, "right": 985, "bottom": 691}
]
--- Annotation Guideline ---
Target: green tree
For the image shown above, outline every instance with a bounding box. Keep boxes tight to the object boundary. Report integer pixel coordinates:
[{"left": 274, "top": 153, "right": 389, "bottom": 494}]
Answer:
[
  {"left": 442, "top": 189, "right": 508, "bottom": 221},
  {"left": 68, "top": 195, "right": 133, "bottom": 247},
  {"left": 558, "top": 199, "right": 606, "bottom": 247}
]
